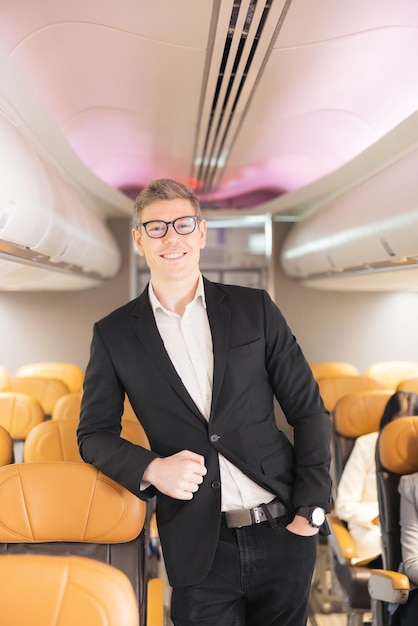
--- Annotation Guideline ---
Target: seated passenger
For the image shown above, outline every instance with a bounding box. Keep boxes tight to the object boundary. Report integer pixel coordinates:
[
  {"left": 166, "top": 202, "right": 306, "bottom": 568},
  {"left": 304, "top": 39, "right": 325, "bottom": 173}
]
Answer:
[
  {"left": 335, "top": 391, "right": 418, "bottom": 565},
  {"left": 398, "top": 471, "right": 418, "bottom": 626}
]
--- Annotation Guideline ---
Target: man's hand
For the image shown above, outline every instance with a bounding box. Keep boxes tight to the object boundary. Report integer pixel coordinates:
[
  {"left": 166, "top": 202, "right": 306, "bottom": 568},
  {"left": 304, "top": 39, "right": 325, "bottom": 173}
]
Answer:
[
  {"left": 143, "top": 450, "right": 207, "bottom": 500},
  {"left": 286, "top": 514, "right": 319, "bottom": 536}
]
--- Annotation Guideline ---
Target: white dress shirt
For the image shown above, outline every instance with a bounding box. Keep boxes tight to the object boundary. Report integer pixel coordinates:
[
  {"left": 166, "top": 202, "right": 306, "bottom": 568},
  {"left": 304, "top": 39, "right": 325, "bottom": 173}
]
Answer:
[
  {"left": 149, "top": 275, "right": 275, "bottom": 511},
  {"left": 399, "top": 472, "right": 418, "bottom": 586},
  {"left": 335, "top": 431, "right": 381, "bottom": 562}
]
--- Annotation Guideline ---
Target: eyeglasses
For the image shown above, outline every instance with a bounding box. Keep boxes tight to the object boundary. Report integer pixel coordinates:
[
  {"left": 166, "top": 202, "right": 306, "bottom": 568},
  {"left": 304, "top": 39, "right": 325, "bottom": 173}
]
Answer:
[{"left": 138, "top": 216, "right": 201, "bottom": 239}]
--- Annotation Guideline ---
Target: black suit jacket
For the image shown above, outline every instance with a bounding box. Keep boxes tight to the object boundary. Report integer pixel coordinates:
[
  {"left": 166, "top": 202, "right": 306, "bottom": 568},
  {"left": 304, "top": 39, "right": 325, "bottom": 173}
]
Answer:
[{"left": 78, "top": 278, "right": 332, "bottom": 587}]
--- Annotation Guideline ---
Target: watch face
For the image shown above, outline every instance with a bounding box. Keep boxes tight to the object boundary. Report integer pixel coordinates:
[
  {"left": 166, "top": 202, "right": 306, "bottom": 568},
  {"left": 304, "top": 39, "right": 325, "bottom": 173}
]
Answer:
[{"left": 311, "top": 507, "right": 325, "bottom": 526}]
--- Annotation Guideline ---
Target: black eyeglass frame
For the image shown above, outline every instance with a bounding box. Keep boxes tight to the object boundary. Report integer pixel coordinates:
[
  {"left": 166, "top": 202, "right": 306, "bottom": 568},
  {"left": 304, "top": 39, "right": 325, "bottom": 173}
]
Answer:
[{"left": 138, "top": 215, "right": 202, "bottom": 239}]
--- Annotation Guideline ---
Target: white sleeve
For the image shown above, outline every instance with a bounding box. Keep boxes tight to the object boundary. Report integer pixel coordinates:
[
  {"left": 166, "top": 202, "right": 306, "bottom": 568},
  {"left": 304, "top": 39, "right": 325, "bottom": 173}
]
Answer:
[
  {"left": 399, "top": 473, "right": 418, "bottom": 585},
  {"left": 335, "top": 432, "right": 379, "bottom": 528}
]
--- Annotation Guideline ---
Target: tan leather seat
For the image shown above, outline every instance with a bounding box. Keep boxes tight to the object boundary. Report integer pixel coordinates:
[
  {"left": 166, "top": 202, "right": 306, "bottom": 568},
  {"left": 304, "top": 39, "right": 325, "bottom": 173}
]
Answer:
[
  {"left": 5, "top": 376, "right": 70, "bottom": 416},
  {"left": 332, "top": 389, "right": 394, "bottom": 483},
  {"left": 397, "top": 377, "right": 418, "bottom": 394},
  {"left": 316, "top": 375, "right": 384, "bottom": 412},
  {"left": 310, "top": 361, "right": 359, "bottom": 380},
  {"left": 0, "top": 365, "right": 10, "bottom": 390},
  {"left": 365, "top": 361, "right": 418, "bottom": 391},
  {"left": 368, "top": 417, "right": 418, "bottom": 625},
  {"left": 0, "top": 553, "right": 139, "bottom": 626},
  {"left": 16, "top": 362, "right": 85, "bottom": 392},
  {"left": 52, "top": 390, "right": 82, "bottom": 420},
  {"left": 52, "top": 393, "right": 146, "bottom": 444},
  {"left": 0, "top": 462, "right": 149, "bottom": 621},
  {"left": 0, "top": 425, "right": 13, "bottom": 466},
  {"left": 24, "top": 416, "right": 149, "bottom": 462},
  {"left": 0, "top": 391, "right": 44, "bottom": 440},
  {"left": 24, "top": 419, "right": 83, "bottom": 462},
  {"left": 326, "top": 389, "right": 394, "bottom": 624}
]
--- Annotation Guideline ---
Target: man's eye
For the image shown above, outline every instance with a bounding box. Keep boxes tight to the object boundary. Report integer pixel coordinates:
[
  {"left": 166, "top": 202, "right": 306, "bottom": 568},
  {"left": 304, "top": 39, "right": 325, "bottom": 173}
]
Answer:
[{"left": 149, "top": 224, "right": 164, "bottom": 233}]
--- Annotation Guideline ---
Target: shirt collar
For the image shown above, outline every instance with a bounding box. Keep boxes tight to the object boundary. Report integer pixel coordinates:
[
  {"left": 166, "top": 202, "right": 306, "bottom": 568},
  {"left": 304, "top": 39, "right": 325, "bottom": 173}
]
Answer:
[{"left": 148, "top": 274, "right": 206, "bottom": 315}]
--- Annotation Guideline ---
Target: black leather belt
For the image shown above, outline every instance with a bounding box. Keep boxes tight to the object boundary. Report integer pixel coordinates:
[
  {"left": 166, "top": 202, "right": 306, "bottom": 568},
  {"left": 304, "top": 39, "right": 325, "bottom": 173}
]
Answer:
[{"left": 224, "top": 500, "right": 288, "bottom": 528}]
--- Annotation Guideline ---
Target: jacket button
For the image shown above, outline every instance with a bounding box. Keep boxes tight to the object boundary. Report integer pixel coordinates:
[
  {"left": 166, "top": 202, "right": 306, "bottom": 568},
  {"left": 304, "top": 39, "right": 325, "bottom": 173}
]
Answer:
[
  {"left": 210, "top": 434, "right": 220, "bottom": 442},
  {"left": 211, "top": 481, "right": 221, "bottom": 489}
]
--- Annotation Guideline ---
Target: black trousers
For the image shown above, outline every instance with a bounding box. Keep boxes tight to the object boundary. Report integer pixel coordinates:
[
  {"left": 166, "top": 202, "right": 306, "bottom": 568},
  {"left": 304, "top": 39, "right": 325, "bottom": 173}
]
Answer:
[
  {"left": 398, "top": 587, "right": 418, "bottom": 626},
  {"left": 170, "top": 515, "right": 317, "bottom": 626}
]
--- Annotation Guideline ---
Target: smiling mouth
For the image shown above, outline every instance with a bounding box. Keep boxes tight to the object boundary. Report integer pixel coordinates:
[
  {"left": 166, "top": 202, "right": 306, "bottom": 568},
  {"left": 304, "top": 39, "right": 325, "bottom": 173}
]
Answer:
[{"left": 162, "top": 252, "right": 186, "bottom": 260}]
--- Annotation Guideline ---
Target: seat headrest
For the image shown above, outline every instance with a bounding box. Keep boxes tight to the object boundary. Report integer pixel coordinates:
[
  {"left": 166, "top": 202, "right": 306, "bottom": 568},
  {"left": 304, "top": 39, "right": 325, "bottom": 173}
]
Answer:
[
  {"left": 0, "top": 462, "right": 145, "bottom": 542},
  {"left": 316, "top": 375, "right": 384, "bottom": 411},
  {"left": 0, "top": 392, "right": 45, "bottom": 439},
  {"left": 0, "top": 425, "right": 13, "bottom": 466},
  {"left": 379, "top": 416, "right": 418, "bottom": 474},
  {"left": 310, "top": 361, "right": 359, "bottom": 380},
  {"left": 52, "top": 391, "right": 82, "bottom": 420},
  {"left": 334, "top": 389, "right": 394, "bottom": 437},
  {"left": 0, "top": 554, "right": 139, "bottom": 626},
  {"left": 16, "top": 362, "right": 85, "bottom": 393},
  {"left": 23, "top": 419, "right": 83, "bottom": 463},
  {"left": 8, "top": 377, "right": 70, "bottom": 415}
]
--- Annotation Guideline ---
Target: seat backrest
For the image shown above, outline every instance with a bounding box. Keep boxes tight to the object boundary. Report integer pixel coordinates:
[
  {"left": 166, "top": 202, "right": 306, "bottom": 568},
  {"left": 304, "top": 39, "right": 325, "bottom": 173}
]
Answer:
[
  {"left": 16, "top": 362, "right": 85, "bottom": 392},
  {"left": 0, "top": 553, "right": 139, "bottom": 626},
  {"left": 0, "top": 365, "right": 10, "bottom": 390},
  {"left": 376, "top": 416, "right": 418, "bottom": 571},
  {"left": 365, "top": 361, "right": 418, "bottom": 391},
  {"left": 24, "top": 416, "right": 150, "bottom": 462},
  {"left": 0, "top": 425, "right": 13, "bottom": 466},
  {"left": 0, "top": 392, "right": 45, "bottom": 440},
  {"left": 51, "top": 393, "right": 149, "bottom": 445},
  {"left": 332, "top": 389, "right": 394, "bottom": 485},
  {"left": 7, "top": 376, "right": 70, "bottom": 416},
  {"left": 316, "top": 375, "right": 385, "bottom": 412},
  {"left": 310, "top": 361, "right": 359, "bottom": 380},
  {"left": 52, "top": 390, "right": 82, "bottom": 420},
  {"left": 24, "top": 419, "right": 83, "bottom": 462},
  {"left": 0, "top": 462, "right": 147, "bottom": 618},
  {"left": 397, "top": 377, "right": 418, "bottom": 394}
]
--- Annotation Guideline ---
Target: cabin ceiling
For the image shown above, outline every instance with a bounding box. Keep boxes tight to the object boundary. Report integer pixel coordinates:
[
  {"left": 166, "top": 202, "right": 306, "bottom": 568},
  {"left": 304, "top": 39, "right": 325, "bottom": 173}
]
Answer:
[{"left": 1, "top": 0, "right": 418, "bottom": 290}]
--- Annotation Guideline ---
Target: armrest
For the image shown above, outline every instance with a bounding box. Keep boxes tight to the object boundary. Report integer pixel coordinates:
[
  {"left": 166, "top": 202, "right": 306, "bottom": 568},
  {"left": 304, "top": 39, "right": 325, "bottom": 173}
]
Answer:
[
  {"left": 327, "top": 513, "right": 355, "bottom": 565},
  {"left": 146, "top": 577, "right": 165, "bottom": 626},
  {"left": 368, "top": 569, "right": 410, "bottom": 605}
]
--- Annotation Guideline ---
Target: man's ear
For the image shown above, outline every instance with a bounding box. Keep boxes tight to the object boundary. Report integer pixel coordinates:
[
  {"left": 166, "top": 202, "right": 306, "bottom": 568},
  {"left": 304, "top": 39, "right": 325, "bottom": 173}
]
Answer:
[
  {"left": 132, "top": 228, "right": 145, "bottom": 256},
  {"left": 199, "top": 219, "right": 207, "bottom": 249}
]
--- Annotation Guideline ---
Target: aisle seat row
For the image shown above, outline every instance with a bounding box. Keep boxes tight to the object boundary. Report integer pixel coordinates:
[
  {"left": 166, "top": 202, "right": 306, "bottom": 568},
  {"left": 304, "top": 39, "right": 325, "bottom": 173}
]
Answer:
[
  {"left": 309, "top": 360, "right": 418, "bottom": 414},
  {"left": 310, "top": 359, "right": 418, "bottom": 391},
  {"left": 0, "top": 553, "right": 140, "bottom": 626},
  {"left": 0, "top": 364, "right": 164, "bottom": 625},
  {"left": 0, "top": 362, "right": 85, "bottom": 393},
  {"left": 318, "top": 381, "right": 418, "bottom": 626},
  {"left": 0, "top": 461, "right": 163, "bottom": 625}
]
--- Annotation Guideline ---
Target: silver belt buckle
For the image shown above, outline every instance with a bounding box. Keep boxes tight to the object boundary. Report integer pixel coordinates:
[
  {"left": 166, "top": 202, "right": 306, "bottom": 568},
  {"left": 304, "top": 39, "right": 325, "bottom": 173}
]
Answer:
[
  {"left": 225, "top": 508, "right": 252, "bottom": 528},
  {"left": 251, "top": 506, "right": 263, "bottom": 524}
]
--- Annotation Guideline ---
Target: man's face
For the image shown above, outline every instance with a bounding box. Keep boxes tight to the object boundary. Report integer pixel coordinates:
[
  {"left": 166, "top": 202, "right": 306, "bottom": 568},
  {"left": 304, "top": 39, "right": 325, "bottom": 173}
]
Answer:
[{"left": 132, "top": 198, "right": 207, "bottom": 284}]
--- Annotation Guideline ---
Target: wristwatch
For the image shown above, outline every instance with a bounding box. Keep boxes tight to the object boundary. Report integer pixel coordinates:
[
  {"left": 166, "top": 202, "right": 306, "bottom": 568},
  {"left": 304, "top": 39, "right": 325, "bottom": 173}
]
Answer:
[{"left": 296, "top": 506, "right": 326, "bottom": 528}]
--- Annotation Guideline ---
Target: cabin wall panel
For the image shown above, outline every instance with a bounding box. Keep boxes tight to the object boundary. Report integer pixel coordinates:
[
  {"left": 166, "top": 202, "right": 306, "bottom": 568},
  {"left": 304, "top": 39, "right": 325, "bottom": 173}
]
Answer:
[
  {"left": 0, "top": 218, "right": 130, "bottom": 375},
  {"left": 272, "top": 223, "right": 418, "bottom": 375},
  {"left": 1, "top": 220, "right": 418, "bottom": 380}
]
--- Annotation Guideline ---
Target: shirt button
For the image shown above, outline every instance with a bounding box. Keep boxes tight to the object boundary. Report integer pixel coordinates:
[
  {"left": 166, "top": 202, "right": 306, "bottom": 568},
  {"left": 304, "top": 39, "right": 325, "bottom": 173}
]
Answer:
[
  {"left": 211, "top": 481, "right": 221, "bottom": 489},
  {"left": 210, "top": 434, "right": 220, "bottom": 443}
]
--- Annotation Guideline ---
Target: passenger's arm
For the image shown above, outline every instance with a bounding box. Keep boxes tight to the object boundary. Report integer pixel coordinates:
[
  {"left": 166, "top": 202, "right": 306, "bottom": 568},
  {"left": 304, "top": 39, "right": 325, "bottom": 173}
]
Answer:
[
  {"left": 399, "top": 473, "right": 418, "bottom": 585},
  {"left": 335, "top": 434, "right": 379, "bottom": 528}
]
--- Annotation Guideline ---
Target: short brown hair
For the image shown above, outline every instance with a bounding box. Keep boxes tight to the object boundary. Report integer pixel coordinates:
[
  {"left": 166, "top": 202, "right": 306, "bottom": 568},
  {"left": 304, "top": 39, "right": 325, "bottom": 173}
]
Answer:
[{"left": 133, "top": 179, "right": 201, "bottom": 227}]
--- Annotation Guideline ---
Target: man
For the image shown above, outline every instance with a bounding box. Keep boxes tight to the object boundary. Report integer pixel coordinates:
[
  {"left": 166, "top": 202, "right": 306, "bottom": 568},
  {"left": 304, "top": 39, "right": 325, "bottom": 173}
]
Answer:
[{"left": 78, "top": 178, "right": 332, "bottom": 626}]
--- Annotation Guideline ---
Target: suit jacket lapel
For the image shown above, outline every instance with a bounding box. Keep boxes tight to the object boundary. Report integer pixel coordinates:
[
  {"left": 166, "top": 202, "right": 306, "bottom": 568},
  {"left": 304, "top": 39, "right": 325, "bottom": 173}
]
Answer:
[
  {"left": 130, "top": 289, "right": 206, "bottom": 421},
  {"left": 203, "top": 279, "right": 230, "bottom": 416}
]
